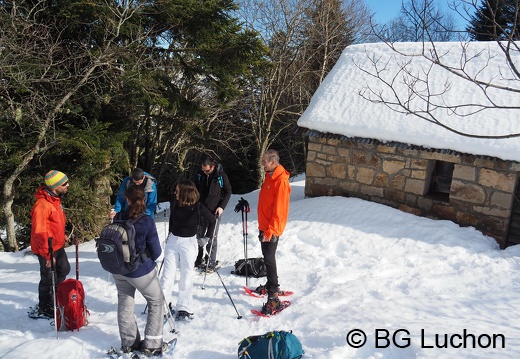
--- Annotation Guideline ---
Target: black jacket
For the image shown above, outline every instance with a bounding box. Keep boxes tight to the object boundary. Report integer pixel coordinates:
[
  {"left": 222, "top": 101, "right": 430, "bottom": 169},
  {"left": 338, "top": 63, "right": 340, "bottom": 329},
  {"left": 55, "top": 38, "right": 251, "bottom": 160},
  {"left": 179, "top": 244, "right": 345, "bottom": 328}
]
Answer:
[
  {"left": 195, "top": 163, "right": 232, "bottom": 213},
  {"left": 169, "top": 201, "right": 216, "bottom": 238}
]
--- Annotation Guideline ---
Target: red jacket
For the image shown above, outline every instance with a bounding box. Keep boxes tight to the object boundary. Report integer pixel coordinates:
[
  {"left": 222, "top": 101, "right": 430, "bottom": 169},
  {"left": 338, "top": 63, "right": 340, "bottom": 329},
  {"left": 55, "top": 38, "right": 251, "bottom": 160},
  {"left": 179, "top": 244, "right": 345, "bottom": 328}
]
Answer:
[
  {"left": 257, "top": 164, "right": 291, "bottom": 239},
  {"left": 30, "top": 187, "right": 67, "bottom": 259}
]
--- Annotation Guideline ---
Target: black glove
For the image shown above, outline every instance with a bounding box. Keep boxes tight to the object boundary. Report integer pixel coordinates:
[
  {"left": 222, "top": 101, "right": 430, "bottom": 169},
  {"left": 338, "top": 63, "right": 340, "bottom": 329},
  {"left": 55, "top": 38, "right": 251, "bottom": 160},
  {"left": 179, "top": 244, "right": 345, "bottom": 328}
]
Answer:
[{"left": 234, "top": 197, "right": 250, "bottom": 213}]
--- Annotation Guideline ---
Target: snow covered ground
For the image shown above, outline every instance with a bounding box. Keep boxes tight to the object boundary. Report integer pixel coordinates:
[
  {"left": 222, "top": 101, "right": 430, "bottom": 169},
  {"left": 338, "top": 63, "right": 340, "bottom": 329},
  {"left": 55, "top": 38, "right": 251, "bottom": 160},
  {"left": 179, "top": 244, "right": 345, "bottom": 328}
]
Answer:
[{"left": 1, "top": 175, "right": 519, "bottom": 358}]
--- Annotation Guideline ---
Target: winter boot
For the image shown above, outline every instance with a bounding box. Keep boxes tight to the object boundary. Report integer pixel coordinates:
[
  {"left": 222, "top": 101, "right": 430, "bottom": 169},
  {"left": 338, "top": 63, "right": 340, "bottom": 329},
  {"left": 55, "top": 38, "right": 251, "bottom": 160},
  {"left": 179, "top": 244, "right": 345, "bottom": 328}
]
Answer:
[
  {"left": 143, "top": 341, "right": 169, "bottom": 357},
  {"left": 37, "top": 304, "right": 55, "bottom": 318},
  {"left": 255, "top": 284, "right": 280, "bottom": 295},
  {"left": 261, "top": 294, "right": 281, "bottom": 315},
  {"left": 175, "top": 310, "right": 194, "bottom": 321},
  {"left": 122, "top": 335, "right": 142, "bottom": 353},
  {"left": 254, "top": 284, "right": 266, "bottom": 295}
]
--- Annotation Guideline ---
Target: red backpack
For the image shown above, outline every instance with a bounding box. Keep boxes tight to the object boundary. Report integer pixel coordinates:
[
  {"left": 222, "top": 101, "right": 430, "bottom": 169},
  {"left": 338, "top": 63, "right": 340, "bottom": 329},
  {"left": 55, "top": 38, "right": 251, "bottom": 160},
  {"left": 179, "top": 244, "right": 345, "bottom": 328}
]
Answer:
[
  {"left": 56, "top": 237, "right": 89, "bottom": 331},
  {"left": 56, "top": 278, "right": 88, "bottom": 330}
]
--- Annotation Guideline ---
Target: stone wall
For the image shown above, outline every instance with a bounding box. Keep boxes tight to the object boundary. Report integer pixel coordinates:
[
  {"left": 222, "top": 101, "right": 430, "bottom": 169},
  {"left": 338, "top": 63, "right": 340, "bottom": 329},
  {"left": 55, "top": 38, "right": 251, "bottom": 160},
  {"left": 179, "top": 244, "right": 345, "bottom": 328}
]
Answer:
[{"left": 305, "top": 136, "right": 520, "bottom": 248}]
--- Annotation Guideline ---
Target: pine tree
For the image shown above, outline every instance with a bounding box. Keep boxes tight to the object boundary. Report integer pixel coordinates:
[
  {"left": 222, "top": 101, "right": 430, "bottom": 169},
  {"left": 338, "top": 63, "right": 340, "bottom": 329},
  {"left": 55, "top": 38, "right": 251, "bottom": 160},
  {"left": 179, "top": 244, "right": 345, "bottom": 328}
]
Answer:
[{"left": 467, "top": 0, "right": 520, "bottom": 41}]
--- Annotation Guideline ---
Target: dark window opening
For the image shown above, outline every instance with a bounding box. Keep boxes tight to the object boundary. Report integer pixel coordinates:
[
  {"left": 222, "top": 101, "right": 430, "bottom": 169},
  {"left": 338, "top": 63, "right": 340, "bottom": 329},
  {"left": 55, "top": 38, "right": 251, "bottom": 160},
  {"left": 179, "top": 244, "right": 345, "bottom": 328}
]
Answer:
[{"left": 429, "top": 161, "right": 454, "bottom": 201}]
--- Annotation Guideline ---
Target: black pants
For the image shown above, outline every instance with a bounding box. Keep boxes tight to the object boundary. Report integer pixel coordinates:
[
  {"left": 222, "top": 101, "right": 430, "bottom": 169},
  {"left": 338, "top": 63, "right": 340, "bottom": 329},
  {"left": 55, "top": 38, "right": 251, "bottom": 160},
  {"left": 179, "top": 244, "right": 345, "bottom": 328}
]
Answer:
[
  {"left": 260, "top": 232, "right": 279, "bottom": 297},
  {"left": 37, "top": 247, "right": 71, "bottom": 310},
  {"left": 195, "top": 217, "right": 218, "bottom": 266}
]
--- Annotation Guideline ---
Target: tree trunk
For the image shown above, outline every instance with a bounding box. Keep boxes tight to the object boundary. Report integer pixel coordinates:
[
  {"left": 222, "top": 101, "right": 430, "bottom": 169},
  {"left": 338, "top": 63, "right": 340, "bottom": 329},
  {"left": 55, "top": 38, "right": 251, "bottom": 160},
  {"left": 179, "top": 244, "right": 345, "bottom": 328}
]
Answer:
[
  {"left": 3, "top": 185, "right": 18, "bottom": 252},
  {"left": 2, "top": 148, "right": 43, "bottom": 252}
]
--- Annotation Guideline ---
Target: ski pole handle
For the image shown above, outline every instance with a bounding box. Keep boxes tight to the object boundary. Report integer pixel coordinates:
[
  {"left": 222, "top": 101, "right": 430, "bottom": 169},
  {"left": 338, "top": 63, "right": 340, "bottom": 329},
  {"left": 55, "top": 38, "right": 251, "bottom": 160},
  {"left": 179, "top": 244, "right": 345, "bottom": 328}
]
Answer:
[{"left": 76, "top": 236, "right": 79, "bottom": 281}]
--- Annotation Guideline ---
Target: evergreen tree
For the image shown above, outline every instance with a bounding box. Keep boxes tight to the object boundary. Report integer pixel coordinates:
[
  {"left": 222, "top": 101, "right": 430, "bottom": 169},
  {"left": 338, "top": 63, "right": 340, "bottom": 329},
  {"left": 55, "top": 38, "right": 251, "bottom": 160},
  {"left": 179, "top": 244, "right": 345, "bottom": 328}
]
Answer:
[{"left": 467, "top": 0, "right": 520, "bottom": 41}]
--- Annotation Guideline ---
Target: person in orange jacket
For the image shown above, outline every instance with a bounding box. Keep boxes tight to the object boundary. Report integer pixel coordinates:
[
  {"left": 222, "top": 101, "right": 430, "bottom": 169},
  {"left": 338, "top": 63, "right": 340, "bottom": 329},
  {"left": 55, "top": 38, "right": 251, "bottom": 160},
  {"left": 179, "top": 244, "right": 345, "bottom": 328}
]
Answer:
[
  {"left": 30, "top": 170, "right": 71, "bottom": 317},
  {"left": 257, "top": 149, "right": 291, "bottom": 315}
]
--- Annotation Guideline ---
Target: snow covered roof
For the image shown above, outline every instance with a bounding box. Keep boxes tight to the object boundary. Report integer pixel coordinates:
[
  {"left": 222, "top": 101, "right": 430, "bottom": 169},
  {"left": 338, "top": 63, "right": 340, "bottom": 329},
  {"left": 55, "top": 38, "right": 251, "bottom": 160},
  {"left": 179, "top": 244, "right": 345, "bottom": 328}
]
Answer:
[{"left": 297, "top": 41, "right": 520, "bottom": 162}]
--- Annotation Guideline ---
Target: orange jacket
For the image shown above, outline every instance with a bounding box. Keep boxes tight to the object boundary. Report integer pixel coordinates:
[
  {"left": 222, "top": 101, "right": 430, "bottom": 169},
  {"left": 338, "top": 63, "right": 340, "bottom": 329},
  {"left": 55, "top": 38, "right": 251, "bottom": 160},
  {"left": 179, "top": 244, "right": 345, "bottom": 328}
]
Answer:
[
  {"left": 257, "top": 164, "right": 291, "bottom": 239},
  {"left": 30, "top": 187, "right": 67, "bottom": 259}
]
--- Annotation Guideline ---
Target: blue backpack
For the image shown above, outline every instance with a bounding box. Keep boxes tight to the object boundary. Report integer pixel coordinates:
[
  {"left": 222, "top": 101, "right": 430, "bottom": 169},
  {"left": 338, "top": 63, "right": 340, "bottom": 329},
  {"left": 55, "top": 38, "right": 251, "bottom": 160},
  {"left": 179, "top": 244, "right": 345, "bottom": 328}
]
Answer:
[{"left": 238, "top": 330, "right": 304, "bottom": 359}]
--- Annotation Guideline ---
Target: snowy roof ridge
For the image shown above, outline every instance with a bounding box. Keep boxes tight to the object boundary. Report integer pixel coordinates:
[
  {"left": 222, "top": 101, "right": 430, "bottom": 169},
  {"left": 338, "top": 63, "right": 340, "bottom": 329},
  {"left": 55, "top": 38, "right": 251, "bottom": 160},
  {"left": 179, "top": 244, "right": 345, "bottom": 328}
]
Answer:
[{"left": 298, "top": 41, "right": 520, "bottom": 162}]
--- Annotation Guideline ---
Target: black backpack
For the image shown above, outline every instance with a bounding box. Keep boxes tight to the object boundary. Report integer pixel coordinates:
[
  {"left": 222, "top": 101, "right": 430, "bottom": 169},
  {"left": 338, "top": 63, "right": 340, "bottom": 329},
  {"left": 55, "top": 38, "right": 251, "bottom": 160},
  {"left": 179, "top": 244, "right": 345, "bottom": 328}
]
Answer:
[
  {"left": 96, "top": 214, "right": 149, "bottom": 275},
  {"left": 232, "top": 257, "right": 267, "bottom": 278}
]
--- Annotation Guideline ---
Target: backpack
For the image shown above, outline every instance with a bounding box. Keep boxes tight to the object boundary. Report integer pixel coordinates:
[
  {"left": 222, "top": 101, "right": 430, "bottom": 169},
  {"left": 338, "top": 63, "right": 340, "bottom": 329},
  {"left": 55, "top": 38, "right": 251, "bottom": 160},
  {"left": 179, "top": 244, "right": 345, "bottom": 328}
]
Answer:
[
  {"left": 56, "top": 278, "right": 89, "bottom": 331},
  {"left": 96, "top": 214, "right": 148, "bottom": 275},
  {"left": 232, "top": 257, "right": 267, "bottom": 278},
  {"left": 238, "top": 330, "right": 304, "bottom": 359}
]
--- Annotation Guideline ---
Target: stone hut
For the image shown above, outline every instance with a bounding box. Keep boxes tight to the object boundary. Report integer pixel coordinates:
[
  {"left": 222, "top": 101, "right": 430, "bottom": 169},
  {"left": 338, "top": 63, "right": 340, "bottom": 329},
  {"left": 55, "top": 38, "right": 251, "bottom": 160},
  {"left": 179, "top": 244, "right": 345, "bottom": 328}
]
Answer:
[{"left": 297, "top": 42, "right": 520, "bottom": 248}]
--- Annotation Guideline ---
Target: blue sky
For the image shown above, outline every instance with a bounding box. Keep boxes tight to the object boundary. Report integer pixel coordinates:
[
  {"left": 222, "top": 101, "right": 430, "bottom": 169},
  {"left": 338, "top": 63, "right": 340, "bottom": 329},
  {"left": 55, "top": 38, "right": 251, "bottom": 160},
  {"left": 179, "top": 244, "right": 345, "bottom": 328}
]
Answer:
[
  {"left": 364, "top": 0, "right": 403, "bottom": 23},
  {"left": 364, "top": 0, "right": 467, "bottom": 27}
]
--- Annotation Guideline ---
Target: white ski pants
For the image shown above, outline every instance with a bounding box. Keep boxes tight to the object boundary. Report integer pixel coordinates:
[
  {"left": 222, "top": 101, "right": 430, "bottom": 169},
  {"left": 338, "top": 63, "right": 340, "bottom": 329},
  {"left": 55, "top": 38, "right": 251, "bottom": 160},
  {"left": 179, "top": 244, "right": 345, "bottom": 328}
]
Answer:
[{"left": 160, "top": 233, "right": 198, "bottom": 312}]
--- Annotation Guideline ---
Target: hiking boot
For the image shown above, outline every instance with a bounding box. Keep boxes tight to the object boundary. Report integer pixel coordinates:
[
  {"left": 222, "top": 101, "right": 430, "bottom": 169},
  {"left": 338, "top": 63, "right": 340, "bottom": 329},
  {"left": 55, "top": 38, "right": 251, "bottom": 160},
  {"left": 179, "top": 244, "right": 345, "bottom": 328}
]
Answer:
[
  {"left": 201, "top": 260, "right": 219, "bottom": 272},
  {"left": 255, "top": 284, "right": 279, "bottom": 295},
  {"left": 254, "top": 284, "right": 266, "bottom": 295},
  {"left": 143, "top": 342, "right": 168, "bottom": 357},
  {"left": 122, "top": 337, "right": 142, "bottom": 353},
  {"left": 37, "top": 305, "right": 54, "bottom": 317},
  {"left": 203, "top": 266, "right": 215, "bottom": 273},
  {"left": 261, "top": 295, "right": 282, "bottom": 315},
  {"left": 194, "top": 259, "right": 204, "bottom": 268},
  {"left": 175, "top": 310, "right": 194, "bottom": 321}
]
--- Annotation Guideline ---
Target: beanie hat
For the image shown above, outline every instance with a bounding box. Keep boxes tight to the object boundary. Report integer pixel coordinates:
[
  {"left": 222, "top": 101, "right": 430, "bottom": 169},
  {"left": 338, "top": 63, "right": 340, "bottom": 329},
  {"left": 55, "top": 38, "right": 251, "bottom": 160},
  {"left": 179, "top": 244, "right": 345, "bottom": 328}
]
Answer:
[{"left": 45, "top": 170, "right": 68, "bottom": 189}]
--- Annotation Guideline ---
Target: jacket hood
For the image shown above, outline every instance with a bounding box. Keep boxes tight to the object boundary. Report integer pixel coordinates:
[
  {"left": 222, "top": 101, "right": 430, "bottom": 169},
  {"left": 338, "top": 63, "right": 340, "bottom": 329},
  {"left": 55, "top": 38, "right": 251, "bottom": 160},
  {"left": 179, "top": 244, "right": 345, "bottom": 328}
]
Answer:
[
  {"left": 268, "top": 164, "right": 290, "bottom": 181},
  {"left": 34, "top": 186, "right": 62, "bottom": 204}
]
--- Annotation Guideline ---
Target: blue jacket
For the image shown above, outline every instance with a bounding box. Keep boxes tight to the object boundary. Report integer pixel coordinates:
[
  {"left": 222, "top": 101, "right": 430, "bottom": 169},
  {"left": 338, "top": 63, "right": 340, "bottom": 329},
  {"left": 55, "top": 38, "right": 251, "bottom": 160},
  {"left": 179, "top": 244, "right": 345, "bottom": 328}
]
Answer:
[
  {"left": 114, "top": 172, "right": 158, "bottom": 218},
  {"left": 124, "top": 214, "right": 162, "bottom": 278}
]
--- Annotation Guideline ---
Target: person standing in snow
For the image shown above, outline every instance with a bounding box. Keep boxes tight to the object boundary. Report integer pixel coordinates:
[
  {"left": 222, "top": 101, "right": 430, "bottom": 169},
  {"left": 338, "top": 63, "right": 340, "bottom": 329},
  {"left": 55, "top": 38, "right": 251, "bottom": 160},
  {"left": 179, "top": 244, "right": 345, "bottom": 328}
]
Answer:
[
  {"left": 160, "top": 180, "right": 216, "bottom": 320},
  {"left": 194, "top": 157, "right": 232, "bottom": 271},
  {"left": 109, "top": 168, "right": 158, "bottom": 220},
  {"left": 112, "top": 185, "right": 164, "bottom": 356},
  {"left": 257, "top": 149, "right": 291, "bottom": 315},
  {"left": 30, "top": 170, "right": 71, "bottom": 318}
]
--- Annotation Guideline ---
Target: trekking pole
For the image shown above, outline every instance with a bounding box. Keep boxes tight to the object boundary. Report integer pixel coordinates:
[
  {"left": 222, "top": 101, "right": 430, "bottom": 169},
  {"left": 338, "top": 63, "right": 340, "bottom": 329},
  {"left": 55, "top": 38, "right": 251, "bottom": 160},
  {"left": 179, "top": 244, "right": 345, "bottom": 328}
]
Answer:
[
  {"left": 163, "top": 299, "right": 178, "bottom": 334},
  {"left": 244, "top": 207, "right": 249, "bottom": 287},
  {"left": 234, "top": 198, "right": 250, "bottom": 287},
  {"left": 142, "top": 258, "right": 166, "bottom": 315},
  {"left": 143, "top": 210, "right": 169, "bottom": 315},
  {"left": 75, "top": 236, "right": 79, "bottom": 281},
  {"left": 158, "top": 279, "right": 178, "bottom": 334},
  {"left": 201, "top": 215, "right": 220, "bottom": 290},
  {"left": 215, "top": 269, "right": 242, "bottom": 319},
  {"left": 48, "top": 237, "right": 59, "bottom": 339}
]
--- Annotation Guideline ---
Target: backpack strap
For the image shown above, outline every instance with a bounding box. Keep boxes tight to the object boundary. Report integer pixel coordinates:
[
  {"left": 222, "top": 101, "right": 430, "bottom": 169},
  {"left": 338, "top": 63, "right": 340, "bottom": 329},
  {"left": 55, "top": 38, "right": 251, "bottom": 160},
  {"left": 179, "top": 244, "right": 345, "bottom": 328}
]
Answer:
[{"left": 126, "top": 213, "right": 149, "bottom": 261}]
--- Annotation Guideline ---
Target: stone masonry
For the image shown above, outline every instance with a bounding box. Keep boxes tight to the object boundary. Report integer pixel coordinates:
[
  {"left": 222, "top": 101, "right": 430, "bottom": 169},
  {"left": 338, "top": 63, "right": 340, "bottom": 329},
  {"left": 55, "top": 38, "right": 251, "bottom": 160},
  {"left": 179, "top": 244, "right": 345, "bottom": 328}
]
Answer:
[{"left": 305, "top": 136, "right": 520, "bottom": 248}]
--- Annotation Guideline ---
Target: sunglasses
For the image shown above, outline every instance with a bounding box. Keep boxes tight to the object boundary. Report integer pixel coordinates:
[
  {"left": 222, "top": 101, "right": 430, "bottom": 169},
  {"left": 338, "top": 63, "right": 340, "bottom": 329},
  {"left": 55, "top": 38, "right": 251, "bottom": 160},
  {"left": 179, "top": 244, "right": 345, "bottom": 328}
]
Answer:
[{"left": 61, "top": 182, "right": 69, "bottom": 187}]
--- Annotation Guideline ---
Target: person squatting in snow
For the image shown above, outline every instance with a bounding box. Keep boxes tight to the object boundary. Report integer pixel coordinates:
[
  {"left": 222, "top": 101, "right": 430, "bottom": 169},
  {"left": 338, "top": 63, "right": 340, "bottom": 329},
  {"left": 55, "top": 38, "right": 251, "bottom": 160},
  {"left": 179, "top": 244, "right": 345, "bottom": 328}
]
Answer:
[
  {"left": 160, "top": 179, "right": 216, "bottom": 320},
  {"left": 30, "top": 170, "right": 72, "bottom": 318},
  {"left": 112, "top": 185, "right": 164, "bottom": 356}
]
